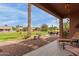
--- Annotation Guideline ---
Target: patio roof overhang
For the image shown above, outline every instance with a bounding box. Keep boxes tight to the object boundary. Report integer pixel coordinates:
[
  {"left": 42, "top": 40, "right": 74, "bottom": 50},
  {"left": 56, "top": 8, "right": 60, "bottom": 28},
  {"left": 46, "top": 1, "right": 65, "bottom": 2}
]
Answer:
[{"left": 33, "top": 3, "right": 79, "bottom": 19}]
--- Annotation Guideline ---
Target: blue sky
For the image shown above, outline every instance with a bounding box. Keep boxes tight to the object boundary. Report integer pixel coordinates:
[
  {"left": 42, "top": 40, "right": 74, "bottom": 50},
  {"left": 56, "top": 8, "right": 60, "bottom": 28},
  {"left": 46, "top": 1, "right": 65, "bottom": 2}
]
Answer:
[{"left": 0, "top": 3, "right": 59, "bottom": 27}]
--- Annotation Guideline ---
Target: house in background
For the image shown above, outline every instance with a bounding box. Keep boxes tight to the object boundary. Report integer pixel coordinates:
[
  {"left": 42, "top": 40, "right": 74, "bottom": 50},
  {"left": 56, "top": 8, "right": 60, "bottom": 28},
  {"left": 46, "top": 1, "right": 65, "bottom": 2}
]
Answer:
[{"left": 0, "top": 26, "right": 12, "bottom": 32}]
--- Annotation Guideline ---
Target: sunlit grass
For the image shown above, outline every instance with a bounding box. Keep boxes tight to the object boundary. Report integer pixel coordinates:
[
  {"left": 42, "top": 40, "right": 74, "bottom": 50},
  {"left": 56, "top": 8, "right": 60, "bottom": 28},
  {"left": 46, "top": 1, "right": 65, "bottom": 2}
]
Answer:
[
  {"left": 0, "top": 31, "right": 48, "bottom": 42},
  {"left": 31, "top": 31, "right": 48, "bottom": 36},
  {"left": 0, "top": 32, "right": 23, "bottom": 42}
]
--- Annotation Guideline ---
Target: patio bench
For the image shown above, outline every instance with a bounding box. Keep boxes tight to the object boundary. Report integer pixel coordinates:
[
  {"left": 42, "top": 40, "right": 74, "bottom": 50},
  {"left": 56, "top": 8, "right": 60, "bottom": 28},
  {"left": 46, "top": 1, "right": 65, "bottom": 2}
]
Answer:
[
  {"left": 58, "top": 32, "right": 79, "bottom": 49},
  {"left": 58, "top": 39, "right": 76, "bottom": 45},
  {"left": 58, "top": 39, "right": 77, "bottom": 49},
  {"left": 58, "top": 39, "right": 74, "bottom": 42},
  {"left": 65, "top": 45, "right": 79, "bottom": 56}
]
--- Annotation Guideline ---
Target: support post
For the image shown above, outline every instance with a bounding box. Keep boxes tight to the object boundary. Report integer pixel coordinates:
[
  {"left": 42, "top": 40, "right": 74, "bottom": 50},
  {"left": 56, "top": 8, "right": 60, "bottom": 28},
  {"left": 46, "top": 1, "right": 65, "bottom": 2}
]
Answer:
[
  {"left": 59, "top": 18, "right": 63, "bottom": 38},
  {"left": 27, "top": 3, "right": 31, "bottom": 37}
]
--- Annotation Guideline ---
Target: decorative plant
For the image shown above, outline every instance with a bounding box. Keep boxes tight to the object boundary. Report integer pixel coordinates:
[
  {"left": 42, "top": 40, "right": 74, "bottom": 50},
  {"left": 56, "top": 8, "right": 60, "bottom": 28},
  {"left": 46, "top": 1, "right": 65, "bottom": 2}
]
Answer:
[{"left": 63, "top": 31, "right": 69, "bottom": 38}]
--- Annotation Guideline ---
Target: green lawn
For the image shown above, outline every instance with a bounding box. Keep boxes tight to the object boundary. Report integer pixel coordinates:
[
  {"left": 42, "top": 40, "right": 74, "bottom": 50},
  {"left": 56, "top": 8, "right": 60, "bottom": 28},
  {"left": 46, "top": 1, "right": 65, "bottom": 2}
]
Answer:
[
  {"left": 31, "top": 31, "right": 48, "bottom": 36},
  {"left": 0, "top": 31, "right": 48, "bottom": 42},
  {"left": 0, "top": 32, "right": 23, "bottom": 42}
]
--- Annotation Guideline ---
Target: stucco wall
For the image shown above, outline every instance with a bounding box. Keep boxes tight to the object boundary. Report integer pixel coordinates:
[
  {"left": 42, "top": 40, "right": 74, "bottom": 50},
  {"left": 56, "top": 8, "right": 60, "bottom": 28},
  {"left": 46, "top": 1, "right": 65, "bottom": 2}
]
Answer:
[{"left": 69, "top": 13, "right": 79, "bottom": 38}]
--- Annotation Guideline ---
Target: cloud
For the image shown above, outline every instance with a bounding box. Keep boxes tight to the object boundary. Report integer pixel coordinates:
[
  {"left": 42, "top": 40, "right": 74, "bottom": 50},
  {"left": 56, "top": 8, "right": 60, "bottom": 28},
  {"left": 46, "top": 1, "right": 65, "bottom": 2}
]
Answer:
[
  {"left": 0, "top": 4, "right": 59, "bottom": 27},
  {"left": 0, "top": 20, "right": 19, "bottom": 26},
  {"left": 0, "top": 4, "right": 28, "bottom": 26},
  {"left": 31, "top": 5, "right": 59, "bottom": 27}
]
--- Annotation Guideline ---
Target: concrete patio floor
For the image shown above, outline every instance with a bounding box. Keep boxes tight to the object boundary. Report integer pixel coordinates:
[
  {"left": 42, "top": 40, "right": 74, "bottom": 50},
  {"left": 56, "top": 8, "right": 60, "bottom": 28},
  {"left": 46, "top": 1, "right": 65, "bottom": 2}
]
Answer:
[{"left": 23, "top": 40, "right": 73, "bottom": 56}]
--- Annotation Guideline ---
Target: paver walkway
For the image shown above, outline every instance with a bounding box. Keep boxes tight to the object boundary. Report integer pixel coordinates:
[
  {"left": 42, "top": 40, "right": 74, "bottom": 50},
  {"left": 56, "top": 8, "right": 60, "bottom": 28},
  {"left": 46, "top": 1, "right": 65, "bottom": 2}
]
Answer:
[{"left": 23, "top": 40, "right": 73, "bottom": 56}]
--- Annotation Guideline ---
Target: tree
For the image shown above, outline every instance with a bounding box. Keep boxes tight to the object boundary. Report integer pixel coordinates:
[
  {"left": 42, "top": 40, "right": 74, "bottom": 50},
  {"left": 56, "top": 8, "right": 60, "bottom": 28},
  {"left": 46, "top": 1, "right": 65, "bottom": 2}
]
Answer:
[
  {"left": 41, "top": 24, "right": 48, "bottom": 31},
  {"left": 5, "top": 24, "right": 8, "bottom": 27},
  {"left": 16, "top": 25, "right": 20, "bottom": 32},
  {"left": 53, "top": 26, "right": 58, "bottom": 33},
  {"left": 33, "top": 27, "right": 40, "bottom": 31},
  {"left": 22, "top": 27, "right": 27, "bottom": 32},
  {"left": 16, "top": 25, "right": 20, "bottom": 28},
  {"left": 63, "top": 19, "right": 70, "bottom": 38},
  {"left": 53, "top": 26, "right": 57, "bottom": 30},
  {"left": 49, "top": 25, "right": 53, "bottom": 32},
  {"left": 12, "top": 27, "right": 16, "bottom": 31},
  {"left": 63, "top": 18, "right": 70, "bottom": 31},
  {"left": 63, "top": 22, "right": 69, "bottom": 31}
]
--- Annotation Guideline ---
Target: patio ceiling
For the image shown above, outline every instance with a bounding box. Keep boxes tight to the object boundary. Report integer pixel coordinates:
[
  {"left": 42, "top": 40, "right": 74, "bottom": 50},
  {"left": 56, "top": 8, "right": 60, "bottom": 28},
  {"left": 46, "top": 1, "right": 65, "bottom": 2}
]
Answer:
[{"left": 33, "top": 3, "right": 79, "bottom": 19}]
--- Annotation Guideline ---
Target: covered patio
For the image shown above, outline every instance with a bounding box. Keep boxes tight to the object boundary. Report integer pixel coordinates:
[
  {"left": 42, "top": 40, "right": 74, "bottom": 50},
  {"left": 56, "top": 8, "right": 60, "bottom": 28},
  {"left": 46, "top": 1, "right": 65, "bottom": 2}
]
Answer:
[
  {"left": 29, "top": 3, "right": 79, "bottom": 39},
  {"left": 25, "top": 3, "right": 79, "bottom": 56},
  {"left": 0, "top": 3, "right": 79, "bottom": 56}
]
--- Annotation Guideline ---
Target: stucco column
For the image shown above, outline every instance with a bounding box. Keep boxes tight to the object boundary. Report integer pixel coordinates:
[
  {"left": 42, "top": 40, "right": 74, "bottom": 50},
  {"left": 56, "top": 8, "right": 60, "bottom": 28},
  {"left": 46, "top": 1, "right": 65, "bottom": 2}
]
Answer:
[
  {"left": 27, "top": 3, "right": 31, "bottom": 37},
  {"left": 59, "top": 18, "right": 63, "bottom": 38}
]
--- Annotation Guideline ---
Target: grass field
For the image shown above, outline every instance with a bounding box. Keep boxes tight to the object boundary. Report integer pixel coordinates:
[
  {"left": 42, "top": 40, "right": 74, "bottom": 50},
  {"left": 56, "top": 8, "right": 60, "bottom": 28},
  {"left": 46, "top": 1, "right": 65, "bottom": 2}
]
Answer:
[
  {"left": 0, "top": 31, "right": 48, "bottom": 42},
  {"left": 0, "top": 32, "right": 22, "bottom": 42}
]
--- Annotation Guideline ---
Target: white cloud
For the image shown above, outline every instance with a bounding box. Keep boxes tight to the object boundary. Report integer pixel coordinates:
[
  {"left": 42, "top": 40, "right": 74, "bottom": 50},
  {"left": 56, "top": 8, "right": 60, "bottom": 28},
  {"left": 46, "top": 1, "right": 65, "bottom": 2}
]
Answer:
[
  {"left": 0, "top": 5, "right": 27, "bottom": 16},
  {"left": 0, "top": 20, "right": 18, "bottom": 26},
  {"left": 46, "top": 19, "right": 59, "bottom": 27},
  {"left": 0, "top": 5, "right": 28, "bottom": 26}
]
